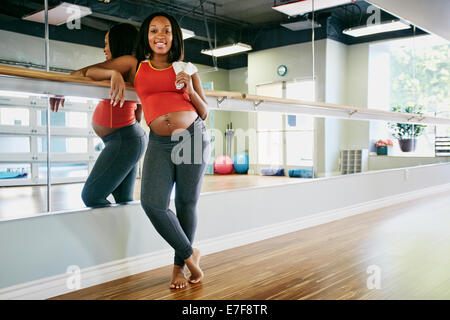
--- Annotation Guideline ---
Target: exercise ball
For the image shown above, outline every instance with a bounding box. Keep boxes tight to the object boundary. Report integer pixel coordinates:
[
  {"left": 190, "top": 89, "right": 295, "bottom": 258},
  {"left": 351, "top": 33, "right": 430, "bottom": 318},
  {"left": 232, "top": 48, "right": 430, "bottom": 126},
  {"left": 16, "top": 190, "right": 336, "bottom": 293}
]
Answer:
[
  {"left": 214, "top": 155, "right": 234, "bottom": 174},
  {"left": 233, "top": 152, "right": 249, "bottom": 174}
]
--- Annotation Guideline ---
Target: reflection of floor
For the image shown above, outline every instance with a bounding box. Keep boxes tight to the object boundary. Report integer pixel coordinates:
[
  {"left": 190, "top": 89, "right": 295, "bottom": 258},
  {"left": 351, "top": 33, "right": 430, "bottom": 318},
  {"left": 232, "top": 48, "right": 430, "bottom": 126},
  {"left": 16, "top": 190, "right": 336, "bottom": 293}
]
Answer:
[
  {"left": 0, "top": 174, "right": 303, "bottom": 220},
  {"left": 51, "top": 191, "right": 450, "bottom": 300}
]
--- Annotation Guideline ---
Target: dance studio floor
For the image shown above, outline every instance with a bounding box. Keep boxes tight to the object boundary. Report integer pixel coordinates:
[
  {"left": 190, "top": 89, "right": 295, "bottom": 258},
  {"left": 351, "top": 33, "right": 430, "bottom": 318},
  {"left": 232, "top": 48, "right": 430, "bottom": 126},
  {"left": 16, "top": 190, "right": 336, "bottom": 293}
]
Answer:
[
  {"left": 0, "top": 174, "right": 301, "bottom": 220},
  {"left": 50, "top": 190, "right": 450, "bottom": 300}
]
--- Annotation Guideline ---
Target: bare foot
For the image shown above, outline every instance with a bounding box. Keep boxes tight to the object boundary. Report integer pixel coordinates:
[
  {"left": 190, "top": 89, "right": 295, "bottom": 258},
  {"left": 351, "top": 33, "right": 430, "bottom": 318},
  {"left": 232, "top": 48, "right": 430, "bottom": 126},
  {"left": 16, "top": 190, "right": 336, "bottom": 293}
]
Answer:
[
  {"left": 170, "top": 265, "right": 188, "bottom": 289},
  {"left": 185, "top": 248, "right": 204, "bottom": 284}
]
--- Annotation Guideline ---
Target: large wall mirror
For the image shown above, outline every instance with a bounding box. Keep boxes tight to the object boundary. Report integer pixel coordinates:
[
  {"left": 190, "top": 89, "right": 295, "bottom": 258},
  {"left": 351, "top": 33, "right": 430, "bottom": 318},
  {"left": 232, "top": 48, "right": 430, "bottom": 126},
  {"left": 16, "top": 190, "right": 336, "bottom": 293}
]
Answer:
[{"left": 0, "top": 0, "right": 448, "bottom": 220}]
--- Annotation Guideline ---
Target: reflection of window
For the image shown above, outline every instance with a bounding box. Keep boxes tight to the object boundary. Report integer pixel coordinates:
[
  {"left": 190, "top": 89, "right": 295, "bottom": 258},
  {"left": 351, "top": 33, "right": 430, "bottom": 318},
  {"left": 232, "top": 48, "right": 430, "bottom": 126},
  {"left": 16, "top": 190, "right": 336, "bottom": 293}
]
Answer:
[
  {"left": 256, "top": 80, "right": 314, "bottom": 167},
  {"left": 258, "top": 112, "right": 283, "bottom": 131},
  {"left": 258, "top": 131, "right": 283, "bottom": 165},
  {"left": 66, "top": 112, "right": 88, "bottom": 128},
  {"left": 286, "top": 131, "right": 313, "bottom": 166},
  {"left": 286, "top": 80, "right": 315, "bottom": 101},
  {"left": 38, "top": 110, "right": 87, "bottom": 128},
  {"left": 369, "top": 35, "right": 450, "bottom": 157},
  {"left": 38, "top": 138, "right": 88, "bottom": 153},
  {"left": 0, "top": 93, "right": 98, "bottom": 186},
  {"left": 0, "top": 108, "right": 29, "bottom": 126},
  {"left": 0, "top": 163, "right": 30, "bottom": 180},
  {"left": 39, "top": 163, "right": 88, "bottom": 179},
  {"left": 0, "top": 136, "right": 30, "bottom": 153}
]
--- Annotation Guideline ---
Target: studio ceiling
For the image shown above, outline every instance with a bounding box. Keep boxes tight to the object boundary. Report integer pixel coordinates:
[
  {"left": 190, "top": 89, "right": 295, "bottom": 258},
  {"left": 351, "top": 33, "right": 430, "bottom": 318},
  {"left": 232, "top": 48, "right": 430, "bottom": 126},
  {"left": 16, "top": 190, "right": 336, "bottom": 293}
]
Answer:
[{"left": 0, "top": 0, "right": 429, "bottom": 69}]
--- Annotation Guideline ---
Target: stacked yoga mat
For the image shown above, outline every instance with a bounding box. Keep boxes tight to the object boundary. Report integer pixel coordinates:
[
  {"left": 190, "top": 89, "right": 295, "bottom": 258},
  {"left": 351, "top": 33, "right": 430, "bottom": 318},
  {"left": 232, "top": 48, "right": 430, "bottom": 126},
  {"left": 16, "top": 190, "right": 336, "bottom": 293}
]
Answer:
[
  {"left": 0, "top": 172, "right": 28, "bottom": 179},
  {"left": 260, "top": 168, "right": 313, "bottom": 178}
]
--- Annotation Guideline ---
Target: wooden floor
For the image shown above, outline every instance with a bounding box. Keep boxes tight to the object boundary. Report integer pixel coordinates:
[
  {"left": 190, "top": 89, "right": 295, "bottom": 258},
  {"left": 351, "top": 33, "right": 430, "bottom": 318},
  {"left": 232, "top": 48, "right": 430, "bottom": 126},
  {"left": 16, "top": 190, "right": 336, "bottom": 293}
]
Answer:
[
  {"left": 51, "top": 190, "right": 450, "bottom": 300},
  {"left": 0, "top": 174, "right": 299, "bottom": 220}
]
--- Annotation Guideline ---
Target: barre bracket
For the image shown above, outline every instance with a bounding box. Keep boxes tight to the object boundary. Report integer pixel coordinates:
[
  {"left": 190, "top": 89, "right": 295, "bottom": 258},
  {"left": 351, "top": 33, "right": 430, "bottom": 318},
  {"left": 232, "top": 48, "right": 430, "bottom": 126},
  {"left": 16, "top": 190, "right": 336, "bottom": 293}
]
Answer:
[
  {"left": 217, "top": 96, "right": 226, "bottom": 107},
  {"left": 253, "top": 100, "right": 263, "bottom": 110}
]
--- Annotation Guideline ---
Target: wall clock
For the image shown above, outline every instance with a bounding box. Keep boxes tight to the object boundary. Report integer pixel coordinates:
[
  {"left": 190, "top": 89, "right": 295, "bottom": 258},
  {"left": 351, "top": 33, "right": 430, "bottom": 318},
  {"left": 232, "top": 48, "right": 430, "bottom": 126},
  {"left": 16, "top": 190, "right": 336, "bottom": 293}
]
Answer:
[{"left": 277, "top": 65, "right": 287, "bottom": 77}]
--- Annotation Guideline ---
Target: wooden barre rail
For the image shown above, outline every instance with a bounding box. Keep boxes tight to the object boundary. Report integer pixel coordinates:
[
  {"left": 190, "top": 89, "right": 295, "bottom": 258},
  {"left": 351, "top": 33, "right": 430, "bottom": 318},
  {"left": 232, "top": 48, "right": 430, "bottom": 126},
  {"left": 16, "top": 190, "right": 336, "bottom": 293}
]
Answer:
[
  {"left": 0, "top": 64, "right": 129, "bottom": 89},
  {"left": 241, "top": 93, "right": 446, "bottom": 123},
  {"left": 0, "top": 64, "right": 448, "bottom": 125}
]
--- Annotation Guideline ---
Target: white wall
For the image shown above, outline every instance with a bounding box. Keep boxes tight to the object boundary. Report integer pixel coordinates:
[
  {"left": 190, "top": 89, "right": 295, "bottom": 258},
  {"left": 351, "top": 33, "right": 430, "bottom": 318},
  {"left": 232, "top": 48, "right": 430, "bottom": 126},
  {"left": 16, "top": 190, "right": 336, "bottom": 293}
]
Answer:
[
  {"left": 0, "top": 30, "right": 104, "bottom": 71},
  {"left": 248, "top": 40, "right": 326, "bottom": 101},
  {"left": 343, "top": 42, "right": 371, "bottom": 151},
  {"left": 1, "top": 162, "right": 448, "bottom": 296},
  {"left": 324, "top": 39, "right": 348, "bottom": 175},
  {"left": 228, "top": 67, "right": 248, "bottom": 93}
]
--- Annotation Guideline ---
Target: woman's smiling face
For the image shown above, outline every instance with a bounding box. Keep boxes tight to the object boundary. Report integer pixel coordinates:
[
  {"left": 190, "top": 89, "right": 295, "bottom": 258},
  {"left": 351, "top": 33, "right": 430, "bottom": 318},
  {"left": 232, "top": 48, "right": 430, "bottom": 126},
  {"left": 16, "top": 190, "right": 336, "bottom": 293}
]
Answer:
[
  {"left": 104, "top": 31, "right": 112, "bottom": 60},
  {"left": 148, "top": 16, "right": 173, "bottom": 57}
]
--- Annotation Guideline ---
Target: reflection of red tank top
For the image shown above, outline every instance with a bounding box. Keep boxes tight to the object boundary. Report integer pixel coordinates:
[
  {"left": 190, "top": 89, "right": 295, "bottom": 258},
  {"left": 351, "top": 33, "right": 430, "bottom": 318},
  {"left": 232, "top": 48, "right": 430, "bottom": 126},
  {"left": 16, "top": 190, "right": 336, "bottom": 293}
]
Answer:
[
  {"left": 91, "top": 99, "right": 137, "bottom": 128},
  {"left": 134, "top": 60, "right": 196, "bottom": 125}
]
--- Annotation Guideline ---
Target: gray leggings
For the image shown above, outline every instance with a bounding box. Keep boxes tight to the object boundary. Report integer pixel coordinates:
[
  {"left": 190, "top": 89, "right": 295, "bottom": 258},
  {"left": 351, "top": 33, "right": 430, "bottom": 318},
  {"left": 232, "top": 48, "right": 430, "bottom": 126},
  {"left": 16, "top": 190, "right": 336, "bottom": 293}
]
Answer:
[
  {"left": 140, "top": 116, "right": 210, "bottom": 267},
  {"left": 82, "top": 122, "right": 148, "bottom": 207}
]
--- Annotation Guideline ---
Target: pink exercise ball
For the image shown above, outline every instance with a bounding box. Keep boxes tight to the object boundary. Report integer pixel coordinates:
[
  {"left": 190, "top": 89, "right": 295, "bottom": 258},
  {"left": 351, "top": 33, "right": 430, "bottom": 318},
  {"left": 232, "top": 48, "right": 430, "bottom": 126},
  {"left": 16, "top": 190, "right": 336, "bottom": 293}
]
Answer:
[{"left": 214, "top": 155, "right": 234, "bottom": 174}]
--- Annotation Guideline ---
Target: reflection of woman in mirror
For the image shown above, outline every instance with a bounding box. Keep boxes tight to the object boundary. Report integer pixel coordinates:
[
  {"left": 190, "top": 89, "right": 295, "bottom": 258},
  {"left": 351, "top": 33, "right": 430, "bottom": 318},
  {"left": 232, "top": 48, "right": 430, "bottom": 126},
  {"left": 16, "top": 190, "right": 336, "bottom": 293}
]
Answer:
[
  {"left": 78, "top": 12, "right": 210, "bottom": 290},
  {"left": 51, "top": 23, "right": 148, "bottom": 208}
]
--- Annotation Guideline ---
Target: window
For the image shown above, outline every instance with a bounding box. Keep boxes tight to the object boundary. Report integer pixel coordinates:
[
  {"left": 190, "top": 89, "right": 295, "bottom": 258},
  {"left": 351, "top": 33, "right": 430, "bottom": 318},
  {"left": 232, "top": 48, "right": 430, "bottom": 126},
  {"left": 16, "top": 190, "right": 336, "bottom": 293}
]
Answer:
[
  {"left": 0, "top": 136, "right": 30, "bottom": 153},
  {"left": 0, "top": 92, "right": 97, "bottom": 185},
  {"left": 39, "top": 163, "right": 88, "bottom": 179},
  {"left": 368, "top": 35, "right": 450, "bottom": 157},
  {"left": 256, "top": 79, "right": 315, "bottom": 168},
  {"left": 0, "top": 108, "right": 29, "bottom": 126}
]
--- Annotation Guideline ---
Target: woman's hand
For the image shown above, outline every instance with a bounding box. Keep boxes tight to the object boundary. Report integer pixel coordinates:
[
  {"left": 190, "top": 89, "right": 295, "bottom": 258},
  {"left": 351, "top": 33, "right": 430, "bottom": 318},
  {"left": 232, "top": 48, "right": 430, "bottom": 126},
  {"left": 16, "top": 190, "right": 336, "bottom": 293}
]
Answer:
[
  {"left": 49, "top": 96, "right": 65, "bottom": 112},
  {"left": 175, "top": 71, "right": 194, "bottom": 96},
  {"left": 110, "top": 70, "right": 126, "bottom": 107}
]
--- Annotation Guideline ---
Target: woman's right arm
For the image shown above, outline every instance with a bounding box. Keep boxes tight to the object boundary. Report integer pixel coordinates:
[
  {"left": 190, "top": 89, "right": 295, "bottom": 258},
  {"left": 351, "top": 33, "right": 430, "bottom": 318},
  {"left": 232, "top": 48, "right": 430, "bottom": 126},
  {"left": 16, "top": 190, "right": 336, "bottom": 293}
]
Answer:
[
  {"left": 84, "top": 55, "right": 136, "bottom": 80},
  {"left": 84, "top": 55, "right": 137, "bottom": 107}
]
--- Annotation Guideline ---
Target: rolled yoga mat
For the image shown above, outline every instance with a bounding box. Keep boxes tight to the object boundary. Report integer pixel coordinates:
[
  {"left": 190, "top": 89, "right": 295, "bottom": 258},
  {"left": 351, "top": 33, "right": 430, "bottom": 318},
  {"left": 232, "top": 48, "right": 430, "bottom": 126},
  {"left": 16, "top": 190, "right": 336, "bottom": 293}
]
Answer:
[
  {"left": 261, "top": 168, "right": 285, "bottom": 176},
  {"left": 0, "top": 172, "right": 28, "bottom": 179},
  {"left": 289, "top": 169, "right": 313, "bottom": 178}
]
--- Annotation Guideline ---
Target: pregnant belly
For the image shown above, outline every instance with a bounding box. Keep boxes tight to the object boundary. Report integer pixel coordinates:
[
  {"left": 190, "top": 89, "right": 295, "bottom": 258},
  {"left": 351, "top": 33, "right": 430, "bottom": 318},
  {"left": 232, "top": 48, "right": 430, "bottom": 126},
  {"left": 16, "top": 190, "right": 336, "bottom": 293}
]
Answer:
[
  {"left": 92, "top": 123, "right": 119, "bottom": 138},
  {"left": 149, "top": 110, "right": 198, "bottom": 136}
]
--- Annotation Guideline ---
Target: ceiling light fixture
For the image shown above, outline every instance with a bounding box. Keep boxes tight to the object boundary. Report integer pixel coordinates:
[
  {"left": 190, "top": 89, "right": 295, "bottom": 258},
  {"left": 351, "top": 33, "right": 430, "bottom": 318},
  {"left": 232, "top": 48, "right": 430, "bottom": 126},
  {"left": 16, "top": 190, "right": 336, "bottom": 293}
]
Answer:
[
  {"left": 181, "top": 28, "right": 195, "bottom": 40},
  {"left": 272, "top": 0, "right": 354, "bottom": 16},
  {"left": 343, "top": 20, "right": 411, "bottom": 37},
  {"left": 281, "top": 18, "right": 321, "bottom": 31},
  {"left": 201, "top": 43, "right": 252, "bottom": 57},
  {"left": 23, "top": 2, "right": 92, "bottom": 26}
]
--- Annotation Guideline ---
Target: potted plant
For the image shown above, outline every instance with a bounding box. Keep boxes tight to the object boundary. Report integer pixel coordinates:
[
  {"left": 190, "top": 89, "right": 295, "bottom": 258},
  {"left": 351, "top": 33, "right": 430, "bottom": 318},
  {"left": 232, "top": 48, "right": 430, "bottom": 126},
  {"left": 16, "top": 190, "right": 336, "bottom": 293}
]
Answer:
[
  {"left": 375, "top": 139, "right": 393, "bottom": 155},
  {"left": 388, "top": 105, "right": 427, "bottom": 152}
]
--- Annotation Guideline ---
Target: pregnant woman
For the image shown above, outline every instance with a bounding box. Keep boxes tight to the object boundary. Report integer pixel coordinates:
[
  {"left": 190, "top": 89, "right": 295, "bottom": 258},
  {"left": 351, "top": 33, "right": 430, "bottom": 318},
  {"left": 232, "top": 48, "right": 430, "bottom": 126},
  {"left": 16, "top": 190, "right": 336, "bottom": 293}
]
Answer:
[
  {"left": 81, "top": 12, "right": 210, "bottom": 289},
  {"left": 51, "top": 23, "right": 148, "bottom": 207}
]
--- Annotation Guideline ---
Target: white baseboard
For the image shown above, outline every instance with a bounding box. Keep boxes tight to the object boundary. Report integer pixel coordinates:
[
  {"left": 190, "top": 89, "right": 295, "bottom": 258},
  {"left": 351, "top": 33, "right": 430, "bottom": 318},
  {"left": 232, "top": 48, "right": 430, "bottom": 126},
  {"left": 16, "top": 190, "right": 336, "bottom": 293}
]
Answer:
[{"left": 1, "top": 183, "right": 449, "bottom": 300}]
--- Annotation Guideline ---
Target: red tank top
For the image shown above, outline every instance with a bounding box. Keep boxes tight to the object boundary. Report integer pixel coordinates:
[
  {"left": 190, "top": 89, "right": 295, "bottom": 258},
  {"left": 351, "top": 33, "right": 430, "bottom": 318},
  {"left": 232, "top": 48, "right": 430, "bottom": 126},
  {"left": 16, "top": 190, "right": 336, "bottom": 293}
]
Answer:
[
  {"left": 133, "top": 60, "right": 196, "bottom": 125},
  {"left": 91, "top": 100, "right": 137, "bottom": 128}
]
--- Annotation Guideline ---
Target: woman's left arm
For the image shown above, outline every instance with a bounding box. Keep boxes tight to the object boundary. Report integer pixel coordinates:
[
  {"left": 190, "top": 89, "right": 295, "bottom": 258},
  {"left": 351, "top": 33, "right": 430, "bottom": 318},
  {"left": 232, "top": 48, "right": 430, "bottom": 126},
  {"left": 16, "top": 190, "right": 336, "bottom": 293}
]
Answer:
[{"left": 176, "top": 72, "right": 209, "bottom": 120}]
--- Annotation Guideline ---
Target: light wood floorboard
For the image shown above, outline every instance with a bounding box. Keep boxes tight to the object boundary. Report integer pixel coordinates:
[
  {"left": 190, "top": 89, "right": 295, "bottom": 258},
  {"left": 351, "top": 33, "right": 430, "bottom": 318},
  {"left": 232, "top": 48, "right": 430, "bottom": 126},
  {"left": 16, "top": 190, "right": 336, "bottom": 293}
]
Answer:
[{"left": 50, "top": 191, "right": 450, "bottom": 300}]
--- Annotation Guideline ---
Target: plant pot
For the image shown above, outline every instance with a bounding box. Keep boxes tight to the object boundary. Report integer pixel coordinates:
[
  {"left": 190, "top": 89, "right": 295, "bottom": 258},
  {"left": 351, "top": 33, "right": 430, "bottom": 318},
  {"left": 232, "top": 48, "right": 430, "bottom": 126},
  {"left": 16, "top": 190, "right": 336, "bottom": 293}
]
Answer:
[
  {"left": 376, "top": 146, "right": 388, "bottom": 156},
  {"left": 398, "top": 138, "right": 417, "bottom": 152}
]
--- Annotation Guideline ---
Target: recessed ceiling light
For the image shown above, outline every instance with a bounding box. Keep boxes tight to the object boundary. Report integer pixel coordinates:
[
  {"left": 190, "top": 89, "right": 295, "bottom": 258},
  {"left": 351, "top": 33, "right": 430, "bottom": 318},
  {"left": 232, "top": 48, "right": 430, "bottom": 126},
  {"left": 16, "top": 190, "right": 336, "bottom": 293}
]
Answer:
[
  {"left": 22, "top": 2, "right": 92, "bottom": 26},
  {"left": 343, "top": 20, "right": 411, "bottom": 37},
  {"left": 201, "top": 43, "right": 252, "bottom": 57},
  {"left": 273, "top": 0, "right": 354, "bottom": 16}
]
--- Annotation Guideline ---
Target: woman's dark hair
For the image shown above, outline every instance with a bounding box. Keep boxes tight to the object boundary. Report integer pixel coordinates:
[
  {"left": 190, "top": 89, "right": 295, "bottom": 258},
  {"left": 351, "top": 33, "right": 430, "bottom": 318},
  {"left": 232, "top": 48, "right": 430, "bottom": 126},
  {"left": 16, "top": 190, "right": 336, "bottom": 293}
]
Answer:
[
  {"left": 108, "top": 23, "right": 138, "bottom": 58},
  {"left": 135, "top": 12, "right": 184, "bottom": 66}
]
